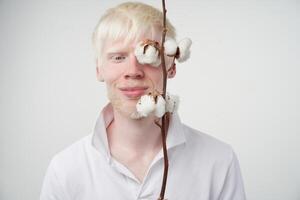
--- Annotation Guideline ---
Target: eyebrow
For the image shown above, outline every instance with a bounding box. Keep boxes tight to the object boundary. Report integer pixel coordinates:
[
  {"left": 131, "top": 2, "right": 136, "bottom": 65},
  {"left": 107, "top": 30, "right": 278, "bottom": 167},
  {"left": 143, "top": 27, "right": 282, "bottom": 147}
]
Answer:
[{"left": 105, "top": 45, "right": 133, "bottom": 55}]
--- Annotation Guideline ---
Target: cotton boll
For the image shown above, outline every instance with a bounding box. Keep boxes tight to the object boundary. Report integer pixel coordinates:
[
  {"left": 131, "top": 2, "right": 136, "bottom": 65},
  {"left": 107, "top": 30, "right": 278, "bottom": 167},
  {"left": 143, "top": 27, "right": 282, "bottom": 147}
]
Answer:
[
  {"left": 178, "top": 38, "right": 192, "bottom": 51},
  {"left": 164, "top": 38, "right": 178, "bottom": 56},
  {"left": 154, "top": 95, "right": 166, "bottom": 118},
  {"left": 145, "top": 45, "right": 161, "bottom": 67},
  {"left": 134, "top": 43, "right": 161, "bottom": 67},
  {"left": 134, "top": 42, "right": 144, "bottom": 56},
  {"left": 134, "top": 44, "right": 147, "bottom": 64},
  {"left": 135, "top": 55, "right": 146, "bottom": 64},
  {"left": 135, "top": 54, "right": 150, "bottom": 65},
  {"left": 134, "top": 42, "right": 151, "bottom": 64},
  {"left": 151, "top": 56, "right": 161, "bottom": 67},
  {"left": 166, "top": 94, "right": 180, "bottom": 113},
  {"left": 177, "top": 38, "right": 192, "bottom": 63},
  {"left": 136, "top": 95, "right": 156, "bottom": 117},
  {"left": 145, "top": 45, "right": 157, "bottom": 58},
  {"left": 177, "top": 50, "right": 190, "bottom": 63}
]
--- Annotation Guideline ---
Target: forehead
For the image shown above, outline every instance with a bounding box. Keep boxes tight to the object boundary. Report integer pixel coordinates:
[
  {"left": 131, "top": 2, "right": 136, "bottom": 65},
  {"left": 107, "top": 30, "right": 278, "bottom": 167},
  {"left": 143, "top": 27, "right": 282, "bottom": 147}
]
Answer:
[{"left": 103, "top": 30, "right": 162, "bottom": 54}]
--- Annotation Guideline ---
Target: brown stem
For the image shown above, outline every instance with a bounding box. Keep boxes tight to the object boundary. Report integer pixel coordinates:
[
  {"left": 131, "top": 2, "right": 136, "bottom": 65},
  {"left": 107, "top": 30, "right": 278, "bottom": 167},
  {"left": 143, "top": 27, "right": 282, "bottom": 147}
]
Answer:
[
  {"left": 158, "top": 0, "right": 169, "bottom": 200},
  {"left": 155, "top": 120, "right": 162, "bottom": 129}
]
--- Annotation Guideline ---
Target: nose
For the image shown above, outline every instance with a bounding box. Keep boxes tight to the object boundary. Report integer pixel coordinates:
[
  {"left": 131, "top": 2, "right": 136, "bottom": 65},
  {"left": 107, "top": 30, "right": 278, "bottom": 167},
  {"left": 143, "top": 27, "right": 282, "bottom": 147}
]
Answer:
[{"left": 124, "top": 54, "right": 145, "bottom": 79}]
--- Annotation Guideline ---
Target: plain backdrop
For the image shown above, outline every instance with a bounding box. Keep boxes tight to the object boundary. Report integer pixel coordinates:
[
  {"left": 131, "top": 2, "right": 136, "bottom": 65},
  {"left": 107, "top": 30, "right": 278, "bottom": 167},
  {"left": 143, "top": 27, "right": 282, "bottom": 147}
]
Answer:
[{"left": 1, "top": 0, "right": 299, "bottom": 199}]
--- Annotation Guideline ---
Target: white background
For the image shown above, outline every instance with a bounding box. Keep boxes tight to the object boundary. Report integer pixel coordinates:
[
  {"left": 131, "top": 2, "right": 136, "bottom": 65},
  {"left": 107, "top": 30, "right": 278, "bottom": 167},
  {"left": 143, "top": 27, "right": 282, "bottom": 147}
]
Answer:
[{"left": 1, "top": 0, "right": 299, "bottom": 199}]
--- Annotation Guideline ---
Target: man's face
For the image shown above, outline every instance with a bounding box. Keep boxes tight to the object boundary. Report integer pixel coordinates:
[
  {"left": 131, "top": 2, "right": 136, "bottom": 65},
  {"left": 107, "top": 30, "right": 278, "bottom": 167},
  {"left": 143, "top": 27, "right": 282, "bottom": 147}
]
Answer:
[{"left": 97, "top": 32, "right": 174, "bottom": 118}]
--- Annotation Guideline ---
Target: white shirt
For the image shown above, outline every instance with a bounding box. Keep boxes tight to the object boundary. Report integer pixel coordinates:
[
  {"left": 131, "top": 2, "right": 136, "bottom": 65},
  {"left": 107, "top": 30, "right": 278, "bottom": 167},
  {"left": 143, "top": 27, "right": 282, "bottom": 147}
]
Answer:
[{"left": 40, "top": 104, "right": 246, "bottom": 200}]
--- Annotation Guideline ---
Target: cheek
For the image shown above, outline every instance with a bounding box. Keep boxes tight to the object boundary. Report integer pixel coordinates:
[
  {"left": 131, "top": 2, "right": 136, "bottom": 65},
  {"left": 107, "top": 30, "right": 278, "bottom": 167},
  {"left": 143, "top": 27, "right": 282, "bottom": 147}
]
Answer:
[
  {"left": 102, "top": 65, "right": 124, "bottom": 84},
  {"left": 145, "top": 68, "right": 164, "bottom": 89},
  {"left": 104, "top": 73, "right": 118, "bottom": 84},
  {"left": 153, "top": 74, "right": 163, "bottom": 85}
]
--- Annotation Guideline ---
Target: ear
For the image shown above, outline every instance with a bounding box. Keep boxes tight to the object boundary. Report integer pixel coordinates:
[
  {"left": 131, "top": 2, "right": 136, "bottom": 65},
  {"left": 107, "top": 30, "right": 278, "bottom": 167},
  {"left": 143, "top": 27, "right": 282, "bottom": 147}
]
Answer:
[
  {"left": 167, "top": 63, "right": 176, "bottom": 79},
  {"left": 96, "top": 59, "right": 104, "bottom": 82}
]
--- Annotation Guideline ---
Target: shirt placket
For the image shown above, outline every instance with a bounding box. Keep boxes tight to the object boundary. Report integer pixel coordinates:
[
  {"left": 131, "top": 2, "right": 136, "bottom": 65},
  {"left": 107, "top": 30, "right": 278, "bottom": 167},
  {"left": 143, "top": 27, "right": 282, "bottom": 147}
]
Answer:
[
  {"left": 110, "top": 154, "right": 164, "bottom": 200},
  {"left": 136, "top": 151, "right": 167, "bottom": 200}
]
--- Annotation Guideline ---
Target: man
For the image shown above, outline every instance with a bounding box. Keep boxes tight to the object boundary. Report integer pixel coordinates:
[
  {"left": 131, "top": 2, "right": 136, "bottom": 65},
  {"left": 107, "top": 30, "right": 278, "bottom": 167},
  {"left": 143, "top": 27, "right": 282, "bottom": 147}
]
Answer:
[{"left": 40, "top": 2, "right": 246, "bottom": 200}]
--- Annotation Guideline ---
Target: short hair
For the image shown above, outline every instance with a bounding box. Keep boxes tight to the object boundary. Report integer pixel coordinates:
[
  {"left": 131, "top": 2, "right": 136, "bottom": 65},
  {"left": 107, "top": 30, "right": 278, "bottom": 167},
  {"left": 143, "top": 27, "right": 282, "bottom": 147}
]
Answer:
[{"left": 92, "top": 2, "right": 176, "bottom": 65}]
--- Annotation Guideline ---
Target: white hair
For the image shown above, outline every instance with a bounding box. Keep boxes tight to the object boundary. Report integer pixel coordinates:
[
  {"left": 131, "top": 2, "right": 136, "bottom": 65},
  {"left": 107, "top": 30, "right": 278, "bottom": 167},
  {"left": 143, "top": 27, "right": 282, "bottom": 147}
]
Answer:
[{"left": 92, "top": 2, "right": 176, "bottom": 66}]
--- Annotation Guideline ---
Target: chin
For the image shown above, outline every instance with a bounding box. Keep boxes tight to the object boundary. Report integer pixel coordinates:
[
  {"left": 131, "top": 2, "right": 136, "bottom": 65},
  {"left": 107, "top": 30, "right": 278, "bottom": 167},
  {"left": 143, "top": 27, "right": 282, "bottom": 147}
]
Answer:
[{"left": 110, "top": 99, "right": 138, "bottom": 117}]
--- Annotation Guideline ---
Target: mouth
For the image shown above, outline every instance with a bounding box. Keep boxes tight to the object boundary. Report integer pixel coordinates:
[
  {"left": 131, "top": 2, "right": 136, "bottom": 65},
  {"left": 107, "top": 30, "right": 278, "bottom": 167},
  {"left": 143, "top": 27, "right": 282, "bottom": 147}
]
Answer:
[{"left": 119, "top": 86, "right": 148, "bottom": 99}]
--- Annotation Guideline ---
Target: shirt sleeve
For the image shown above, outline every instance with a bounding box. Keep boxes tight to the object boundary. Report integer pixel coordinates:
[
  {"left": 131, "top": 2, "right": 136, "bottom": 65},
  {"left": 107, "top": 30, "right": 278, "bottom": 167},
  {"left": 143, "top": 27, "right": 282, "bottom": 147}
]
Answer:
[
  {"left": 40, "top": 158, "right": 69, "bottom": 200},
  {"left": 218, "top": 150, "right": 247, "bottom": 200}
]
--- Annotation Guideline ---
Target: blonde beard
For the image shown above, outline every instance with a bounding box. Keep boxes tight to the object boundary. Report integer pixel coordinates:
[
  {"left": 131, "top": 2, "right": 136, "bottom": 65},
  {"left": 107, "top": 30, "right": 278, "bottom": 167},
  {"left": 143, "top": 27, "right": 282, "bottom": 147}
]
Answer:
[{"left": 108, "top": 90, "right": 143, "bottom": 120}]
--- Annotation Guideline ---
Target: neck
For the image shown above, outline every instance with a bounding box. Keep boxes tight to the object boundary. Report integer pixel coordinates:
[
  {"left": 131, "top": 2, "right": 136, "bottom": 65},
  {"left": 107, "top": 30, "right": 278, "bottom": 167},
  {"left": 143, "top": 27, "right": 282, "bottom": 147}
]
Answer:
[{"left": 107, "top": 109, "right": 162, "bottom": 155}]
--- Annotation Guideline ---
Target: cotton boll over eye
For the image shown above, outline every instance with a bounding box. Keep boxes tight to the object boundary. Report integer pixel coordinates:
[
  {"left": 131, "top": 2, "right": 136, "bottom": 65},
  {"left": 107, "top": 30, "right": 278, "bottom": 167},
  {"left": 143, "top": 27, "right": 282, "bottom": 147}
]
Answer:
[
  {"left": 145, "top": 45, "right": 161, "bottom": 67},
  {"left": 134, "top": 41, "right": 161, "bottom": 67},
  {"left": 134, "top": 42, "right": 145, "bottom": 57},
  {"left": 154, "top": 95, "right": 166, "bottom": 118},
  {"left": 134, "top": 42, "right": 148, "bottom": 64},
  {"left": 144, "top": 45, "right": 161, "bottom": 67},
  {"left": 145, "top": 45, "right": 157, "bottom": 58},
  {"left": 150, "top": 55, "right": 161, "bottom": 67}
]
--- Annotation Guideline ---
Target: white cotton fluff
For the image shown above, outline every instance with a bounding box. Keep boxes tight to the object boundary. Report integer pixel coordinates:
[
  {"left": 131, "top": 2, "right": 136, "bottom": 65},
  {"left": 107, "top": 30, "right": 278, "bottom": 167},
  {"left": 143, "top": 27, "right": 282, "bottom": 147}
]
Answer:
[
  {"left": 136, "top": 95, "right": 156, "bottom": 117},
  {"left": 177, "top": 38, "right": 192, "bottom": 63},
  {"left": 134, "top": 42, "right": 144, "bottom": 57},
  {"left": 134, "top": 42, "right": 161, "bottom": 67},
  {"left": 145, "top": 45, "right": 157, "bottom": 58},
  {"left": 166, "top": 94, "right": 180, "bottom": 113},
  {"left": 154, "top": 95, "right": 166, "bottom": 117},
  {"left": 145, "top": 45, "right": 161, "bottom": 67},
  {"left": 164, "top": 38, "right": 178, "bottom": 56}
]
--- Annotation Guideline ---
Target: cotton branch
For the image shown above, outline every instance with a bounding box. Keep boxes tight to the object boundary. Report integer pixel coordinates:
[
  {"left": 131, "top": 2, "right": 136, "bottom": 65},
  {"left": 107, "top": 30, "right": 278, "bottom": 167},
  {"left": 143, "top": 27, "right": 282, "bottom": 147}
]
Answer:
[
  {"left": 157, "top": 0, "right": 169, "bottom": 199},
  {"left": 133, "top": 1, "right": 190, "bottom": 199}
]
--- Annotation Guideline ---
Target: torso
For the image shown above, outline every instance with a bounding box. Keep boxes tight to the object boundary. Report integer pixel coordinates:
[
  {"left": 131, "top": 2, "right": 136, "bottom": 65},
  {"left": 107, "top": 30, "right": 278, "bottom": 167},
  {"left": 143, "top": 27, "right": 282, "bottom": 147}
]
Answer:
[{"left": 110, "top": 147, "right": 161, "bottom": 183}]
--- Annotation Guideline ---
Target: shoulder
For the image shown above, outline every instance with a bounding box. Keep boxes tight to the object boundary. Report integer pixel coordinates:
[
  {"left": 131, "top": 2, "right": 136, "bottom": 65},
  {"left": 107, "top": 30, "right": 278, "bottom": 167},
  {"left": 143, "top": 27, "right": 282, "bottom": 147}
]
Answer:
[
  {"left": 181, "top": 123, "right": 235, "bottom": 165},
  {"left": 48, "top": 134, "right": 93, "bottom": 175},
  {"left": 41, "top": 135, "right": 99, "bottom": 199},
  {"left": 179, "top": 124, "right": 246, "bottom": 199}
]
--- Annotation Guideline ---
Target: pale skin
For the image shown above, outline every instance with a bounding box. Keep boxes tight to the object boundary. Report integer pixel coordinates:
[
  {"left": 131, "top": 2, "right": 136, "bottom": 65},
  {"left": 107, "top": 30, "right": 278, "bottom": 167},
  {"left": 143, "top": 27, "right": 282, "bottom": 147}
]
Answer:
[{"left": 96, "top": 31, "right": 176, "bottom": 183}]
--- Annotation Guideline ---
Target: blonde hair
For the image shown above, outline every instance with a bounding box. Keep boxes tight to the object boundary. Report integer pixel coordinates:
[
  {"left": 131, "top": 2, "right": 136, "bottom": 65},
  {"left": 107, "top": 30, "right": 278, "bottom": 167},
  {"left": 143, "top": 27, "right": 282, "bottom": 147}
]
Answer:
[{"left": 92, "top": 2, "right": 176, "bottom": 64}]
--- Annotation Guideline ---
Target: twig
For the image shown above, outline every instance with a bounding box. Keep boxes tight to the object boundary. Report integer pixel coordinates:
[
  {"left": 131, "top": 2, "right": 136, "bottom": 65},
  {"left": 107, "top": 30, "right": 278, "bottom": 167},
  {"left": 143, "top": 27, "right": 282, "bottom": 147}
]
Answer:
[
  {"left": 158, "top": 0, "right": 169, "bottom": 199},
  {"left": 155, "top": 120, "right": 162, "bottom": 129}
]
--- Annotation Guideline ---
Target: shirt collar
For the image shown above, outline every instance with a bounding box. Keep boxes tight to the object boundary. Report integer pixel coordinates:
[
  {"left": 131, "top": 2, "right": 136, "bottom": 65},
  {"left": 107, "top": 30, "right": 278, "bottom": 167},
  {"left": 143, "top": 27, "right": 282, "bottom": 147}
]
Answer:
[{"left": 91, "top": 103, "right": 186, "bottom": 161}]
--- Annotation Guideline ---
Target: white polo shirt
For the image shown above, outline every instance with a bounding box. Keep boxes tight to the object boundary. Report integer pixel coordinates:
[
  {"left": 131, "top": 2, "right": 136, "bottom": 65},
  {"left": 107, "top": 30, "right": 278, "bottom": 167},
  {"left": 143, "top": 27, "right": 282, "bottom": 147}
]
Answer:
[{"left": 40, "top": 104, "right": 246, "bottom": 200}]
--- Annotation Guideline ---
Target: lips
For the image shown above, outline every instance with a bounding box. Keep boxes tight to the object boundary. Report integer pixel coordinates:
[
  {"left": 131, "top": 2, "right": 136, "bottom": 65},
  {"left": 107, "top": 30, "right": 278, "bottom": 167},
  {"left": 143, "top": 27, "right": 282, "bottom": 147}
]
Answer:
[{"left": 119, "top": 86, "right": 148, "bottom": 98}]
